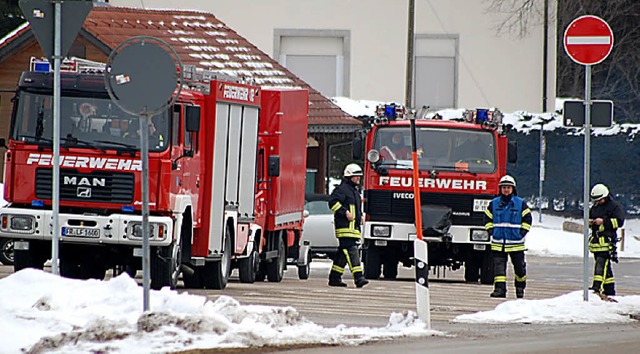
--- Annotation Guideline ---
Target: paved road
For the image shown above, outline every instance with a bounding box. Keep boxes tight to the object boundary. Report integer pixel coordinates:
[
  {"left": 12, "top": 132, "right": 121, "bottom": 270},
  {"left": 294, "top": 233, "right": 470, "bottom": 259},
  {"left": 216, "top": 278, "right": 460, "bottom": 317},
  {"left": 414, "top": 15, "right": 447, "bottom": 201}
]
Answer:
[{"left": 3, "top": 255, "right": 640, "bottom": 353}]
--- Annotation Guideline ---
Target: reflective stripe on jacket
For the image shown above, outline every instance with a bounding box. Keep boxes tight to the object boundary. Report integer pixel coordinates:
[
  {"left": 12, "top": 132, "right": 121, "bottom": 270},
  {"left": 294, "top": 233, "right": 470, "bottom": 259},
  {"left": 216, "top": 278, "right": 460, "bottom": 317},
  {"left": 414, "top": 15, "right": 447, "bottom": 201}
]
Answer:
[{"left": 588, "top": 197, "right": 625, "bottom": 253}]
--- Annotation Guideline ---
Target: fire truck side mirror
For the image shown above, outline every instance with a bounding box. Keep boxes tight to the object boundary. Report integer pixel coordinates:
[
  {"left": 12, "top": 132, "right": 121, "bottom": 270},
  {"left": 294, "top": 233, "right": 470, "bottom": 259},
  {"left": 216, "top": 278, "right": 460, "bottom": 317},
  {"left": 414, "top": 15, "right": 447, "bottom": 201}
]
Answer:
[
  {"left": 508, "top": 141, "right": 518, "bottom": 163},
  {"left": 185, "top": 105, "right": 201, "bottom": 133},
  {"left": 268, "top": 156, "right": 280, "bottom": 177},
  {"left": 352, "top": 137, "right": 363, "bottom": 160},
  {"left": 0, "top": 138, "right": 6, "bottom": 149}
]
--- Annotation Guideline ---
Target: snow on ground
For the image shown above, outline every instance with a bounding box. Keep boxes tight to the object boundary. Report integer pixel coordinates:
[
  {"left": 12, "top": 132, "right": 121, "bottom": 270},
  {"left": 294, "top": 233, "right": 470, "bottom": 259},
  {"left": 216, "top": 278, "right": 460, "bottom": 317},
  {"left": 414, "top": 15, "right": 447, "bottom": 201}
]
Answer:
[{"left": 0, "top": 270, "right": 439, "bottom": 354}]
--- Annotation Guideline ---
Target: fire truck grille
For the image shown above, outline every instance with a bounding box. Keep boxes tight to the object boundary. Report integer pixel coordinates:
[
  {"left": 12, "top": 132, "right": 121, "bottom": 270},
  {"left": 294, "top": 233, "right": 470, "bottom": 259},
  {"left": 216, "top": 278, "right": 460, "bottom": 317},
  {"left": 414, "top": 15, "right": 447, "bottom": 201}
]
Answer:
[
  {"left": 364, "top": 190, "right": 493, "bottom": 226},
  {"left": 35, "top": 169, "right": 135, "bottom": 203}
]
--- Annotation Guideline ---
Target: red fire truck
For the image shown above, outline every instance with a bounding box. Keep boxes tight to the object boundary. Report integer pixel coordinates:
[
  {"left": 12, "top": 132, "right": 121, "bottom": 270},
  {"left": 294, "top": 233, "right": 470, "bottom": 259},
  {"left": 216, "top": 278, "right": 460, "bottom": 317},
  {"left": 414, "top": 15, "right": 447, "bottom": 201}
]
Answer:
[
  {"left": 353, "top": 104, "right": 517, "bottom": 284},
  {"left": 0, "top": 59, "right": 310, "bottom": 290}
]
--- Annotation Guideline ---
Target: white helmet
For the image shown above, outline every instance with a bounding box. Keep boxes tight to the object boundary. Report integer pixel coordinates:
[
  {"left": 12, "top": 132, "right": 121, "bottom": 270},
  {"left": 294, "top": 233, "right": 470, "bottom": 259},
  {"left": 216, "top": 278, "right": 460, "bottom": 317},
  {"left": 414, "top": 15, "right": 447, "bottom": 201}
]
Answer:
[
  {"left": 343, "top": 163, "right": 363, "bottom": 177},
  {"left": 590, "top": 184, "right": 609, "bottom": 201},
  {"left": 498, "top": 175, "right": 516, "bottom": 188}
]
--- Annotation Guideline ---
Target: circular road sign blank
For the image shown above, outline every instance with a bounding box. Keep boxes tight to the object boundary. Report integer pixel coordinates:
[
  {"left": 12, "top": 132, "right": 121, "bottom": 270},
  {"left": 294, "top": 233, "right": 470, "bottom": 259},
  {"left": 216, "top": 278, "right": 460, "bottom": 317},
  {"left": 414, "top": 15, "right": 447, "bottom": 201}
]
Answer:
[
  {"left": 106, "top": 37, "right": 180, "bottom": 116},
  {"left": 564, "top": 15, "right": 614, "bottom": 66}
]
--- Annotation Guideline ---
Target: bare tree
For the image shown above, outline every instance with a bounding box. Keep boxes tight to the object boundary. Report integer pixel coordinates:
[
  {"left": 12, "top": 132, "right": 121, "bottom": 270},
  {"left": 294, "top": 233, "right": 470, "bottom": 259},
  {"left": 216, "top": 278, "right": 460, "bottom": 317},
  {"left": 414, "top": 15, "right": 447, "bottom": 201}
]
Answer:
[{"left": 487, "top": 0, "right": 640, "bottom": 123}]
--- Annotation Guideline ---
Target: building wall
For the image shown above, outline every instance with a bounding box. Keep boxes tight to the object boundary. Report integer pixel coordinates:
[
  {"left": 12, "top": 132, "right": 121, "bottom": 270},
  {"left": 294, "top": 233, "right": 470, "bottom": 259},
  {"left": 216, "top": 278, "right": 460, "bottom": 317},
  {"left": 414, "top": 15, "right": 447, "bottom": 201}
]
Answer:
[{"left": 110, "top": 0, "right": 557, "bottom": 113}]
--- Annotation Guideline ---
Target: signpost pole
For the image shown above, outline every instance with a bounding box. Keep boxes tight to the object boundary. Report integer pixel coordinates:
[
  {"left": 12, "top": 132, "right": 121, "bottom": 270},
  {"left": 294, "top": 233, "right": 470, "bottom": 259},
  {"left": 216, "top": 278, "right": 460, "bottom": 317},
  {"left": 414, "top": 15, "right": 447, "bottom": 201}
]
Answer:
[
  {"left": 582, "top": 65, "right": 592, "bottom": 302},
  {"left": 51, "top": 0, "right": 62, "bottom": 275}
]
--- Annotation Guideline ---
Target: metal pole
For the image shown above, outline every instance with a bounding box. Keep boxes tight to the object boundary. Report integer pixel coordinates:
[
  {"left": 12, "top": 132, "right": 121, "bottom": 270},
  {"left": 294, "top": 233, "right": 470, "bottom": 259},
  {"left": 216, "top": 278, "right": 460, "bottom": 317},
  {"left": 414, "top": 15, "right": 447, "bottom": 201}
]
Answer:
[
  {"left": 583, "top": 65, "right": 592, "bottom": 302},
  {"left": 140, "top": 114, "right": 151, "bottom": 311},
  {"left": 539, "top": 124, "right": 544, "bottom": 222},
  {"left": 542, "top": 0, "right": 549, "bottom": 112},
  {"left": 51, "top": 0, "right": 62, "bottom": 275},
  {"left": 405, "top": 0, "right": 415, "bottom": 108}
]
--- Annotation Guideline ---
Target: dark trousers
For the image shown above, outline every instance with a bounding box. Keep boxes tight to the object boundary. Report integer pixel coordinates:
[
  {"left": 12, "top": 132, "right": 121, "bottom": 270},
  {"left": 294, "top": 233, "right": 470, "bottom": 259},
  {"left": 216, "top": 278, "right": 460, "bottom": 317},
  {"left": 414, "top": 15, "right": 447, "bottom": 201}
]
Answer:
[
  {"left": 492, "top": 250, "right": 526, "bottom": 290},
  {"left": 592, "top": 251, "right": 615, "bottom": 295},
  {"left": 329, "top": 237, "right": 364, "bottom": 281}
]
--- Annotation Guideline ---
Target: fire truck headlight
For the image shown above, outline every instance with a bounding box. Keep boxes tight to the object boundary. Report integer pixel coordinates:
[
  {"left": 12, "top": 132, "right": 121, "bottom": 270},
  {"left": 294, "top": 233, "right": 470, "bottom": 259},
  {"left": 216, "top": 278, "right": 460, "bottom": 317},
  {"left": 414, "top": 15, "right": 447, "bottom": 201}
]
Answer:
[
  {"left": 372, "top": 225, "right": 391, "bottom": 237},
  {"left": 130, "top": 223, "right": 156, "bottom": 239},
  {"left": 471, "top": 229, "right": 489, "bottom": 242},
  {"left": 9, "top": 215, "right": 35, "bottom": 233},
  {"left": 367, "top": 149, "right": 380, "bottom": 163}
]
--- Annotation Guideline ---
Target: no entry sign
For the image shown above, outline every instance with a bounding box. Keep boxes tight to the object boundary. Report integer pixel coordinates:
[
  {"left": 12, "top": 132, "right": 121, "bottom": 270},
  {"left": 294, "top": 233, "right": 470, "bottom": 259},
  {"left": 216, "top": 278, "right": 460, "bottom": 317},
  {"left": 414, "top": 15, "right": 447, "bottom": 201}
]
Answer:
[{"left": 564, "top": 15, "right": 613, "bottom": 65}]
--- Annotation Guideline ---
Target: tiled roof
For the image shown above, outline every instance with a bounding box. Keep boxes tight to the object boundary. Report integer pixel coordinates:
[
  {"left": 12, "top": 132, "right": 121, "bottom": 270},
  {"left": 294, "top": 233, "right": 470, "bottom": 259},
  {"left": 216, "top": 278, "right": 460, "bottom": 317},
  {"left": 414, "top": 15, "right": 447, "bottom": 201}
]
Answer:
[{"left": 1, "top": 6, "right": 361, "bottom": 129}]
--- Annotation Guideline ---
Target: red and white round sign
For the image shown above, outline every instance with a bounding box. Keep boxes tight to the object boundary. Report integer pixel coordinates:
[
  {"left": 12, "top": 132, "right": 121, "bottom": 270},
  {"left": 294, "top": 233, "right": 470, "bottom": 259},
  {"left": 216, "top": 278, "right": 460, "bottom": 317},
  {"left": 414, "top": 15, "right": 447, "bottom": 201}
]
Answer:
[{"left": 563, "top": 15, "right": 613, "bottom": 66}]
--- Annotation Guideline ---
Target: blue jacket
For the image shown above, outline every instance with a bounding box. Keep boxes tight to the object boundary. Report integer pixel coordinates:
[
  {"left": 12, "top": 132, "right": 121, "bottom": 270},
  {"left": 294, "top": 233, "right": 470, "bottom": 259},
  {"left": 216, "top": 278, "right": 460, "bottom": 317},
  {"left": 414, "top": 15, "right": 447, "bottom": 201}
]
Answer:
[{"left": 483, "top": 195, "right": 532, "bottom": 252}]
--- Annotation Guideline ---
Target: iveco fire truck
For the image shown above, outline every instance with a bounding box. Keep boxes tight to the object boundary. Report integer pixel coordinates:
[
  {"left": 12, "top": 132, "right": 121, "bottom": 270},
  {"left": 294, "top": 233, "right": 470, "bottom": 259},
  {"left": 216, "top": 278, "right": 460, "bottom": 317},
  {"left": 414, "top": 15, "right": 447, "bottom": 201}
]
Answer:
[
  {"left": 354, "top": 104, "right": 517, "bottom": 284},
  {"left": 0, "top": 58, "right": 310, "bottom": 290}
]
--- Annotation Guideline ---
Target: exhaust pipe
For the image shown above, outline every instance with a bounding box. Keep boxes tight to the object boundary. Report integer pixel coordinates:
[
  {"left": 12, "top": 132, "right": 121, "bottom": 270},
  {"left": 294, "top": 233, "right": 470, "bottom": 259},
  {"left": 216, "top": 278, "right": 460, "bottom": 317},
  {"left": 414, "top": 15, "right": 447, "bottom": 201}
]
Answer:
[{"left": 180, "top": 264, "right": 195, "bottom": 276}]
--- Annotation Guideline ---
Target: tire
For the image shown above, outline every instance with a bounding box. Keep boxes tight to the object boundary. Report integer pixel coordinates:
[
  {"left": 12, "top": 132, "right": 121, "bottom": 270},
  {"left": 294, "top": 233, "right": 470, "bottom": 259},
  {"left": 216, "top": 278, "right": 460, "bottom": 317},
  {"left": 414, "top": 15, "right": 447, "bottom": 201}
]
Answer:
[
  {"left": 0, "top": 238, "right": 14, "bottom": 266},
  {"left": 255, "top": 262, "right": 267, "bottom": 282},
  {"left": 238, "top": 246, "right": 258, "bottom": 283},
  {"left": 480, "top": 250, "right": 494, "bottom": 285},
  {"left": 205, "top": 226, "right": 232, "bottom": 290},
  {"left": 382, "top": 259, "right": 398, "bottom": 279},
  {"left": 267, "top": 233, "right": 286, "bottom": 282},
  {"left": 297, "top": 263, "right": 310, "bottom": 280},
  {"left": 182, "top": 268, "right": 204, "bottom": 289},
  {"left": 364, "top": 244, "right": 381, "bottom": 280},
  {"left": 150, "top": 241, "right": 181, "bottom": 290}
]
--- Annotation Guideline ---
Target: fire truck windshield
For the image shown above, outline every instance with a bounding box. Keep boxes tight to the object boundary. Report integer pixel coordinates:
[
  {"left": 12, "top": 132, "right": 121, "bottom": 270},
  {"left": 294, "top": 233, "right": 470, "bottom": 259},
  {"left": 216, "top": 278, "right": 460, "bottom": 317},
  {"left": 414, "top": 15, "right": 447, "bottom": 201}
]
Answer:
[
  {"left": 11, "top": 92, "right": 169, "bottom": 152},
  {"left": 373, "top": 126, "right": 496, "bottom": 173}
]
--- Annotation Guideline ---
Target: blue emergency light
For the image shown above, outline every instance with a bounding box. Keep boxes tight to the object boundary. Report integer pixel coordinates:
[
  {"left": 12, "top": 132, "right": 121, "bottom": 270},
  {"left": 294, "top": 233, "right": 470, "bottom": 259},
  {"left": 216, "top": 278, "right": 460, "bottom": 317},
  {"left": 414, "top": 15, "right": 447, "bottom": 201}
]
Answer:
[
  {"left": 31, "top": 200, "right": 45, "bottom": 207},
  {"left": 384, "top": 105, "right": 397, "bottom": 119},
  {"left": 33, "top": 61, "right": 51, "bottom": 72},
  {"left": 475, "top": 109, "right": 489, "bottom": 123},
  {"left": 121, "top": 205, "right": 134, "bottom": 213}
]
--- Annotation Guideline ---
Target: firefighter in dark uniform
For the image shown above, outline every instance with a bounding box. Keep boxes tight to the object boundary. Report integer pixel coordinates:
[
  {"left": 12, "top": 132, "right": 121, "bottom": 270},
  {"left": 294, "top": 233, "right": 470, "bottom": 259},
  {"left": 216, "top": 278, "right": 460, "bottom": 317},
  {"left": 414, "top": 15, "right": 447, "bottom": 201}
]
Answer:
[
  {"left": 328, "top": 163, "right": 369, "bottom": 288},
  {"left": 484, "top": 175, "right": 532, "bottom": 298},
  {"left": 588, "top": 183, "right": 624, "bottom": 298}
]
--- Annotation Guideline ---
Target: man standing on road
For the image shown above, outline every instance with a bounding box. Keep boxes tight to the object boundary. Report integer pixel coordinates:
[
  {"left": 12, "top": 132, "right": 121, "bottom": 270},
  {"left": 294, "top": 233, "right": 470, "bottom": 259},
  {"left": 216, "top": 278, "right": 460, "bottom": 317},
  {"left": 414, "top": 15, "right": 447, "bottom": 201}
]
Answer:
[
  {"left": 588, "top": 183, "right": 625, "bottom": 299},
  {"left": 484, "top": 175, "right": 532, "bottom": 298},
  {"left": 327, "top": 163, "right": 369, "bottom": 288}
]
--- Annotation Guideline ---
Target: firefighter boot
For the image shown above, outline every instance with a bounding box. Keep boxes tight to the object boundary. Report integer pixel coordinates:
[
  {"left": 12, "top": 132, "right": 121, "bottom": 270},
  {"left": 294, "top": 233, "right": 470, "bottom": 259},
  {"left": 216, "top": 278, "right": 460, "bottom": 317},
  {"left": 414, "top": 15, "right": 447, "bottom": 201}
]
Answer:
[
  {"left": 516, "top": 288, "right": 525, "bottom": 299},
  {"left": 328, "top": 278, "right": 348, "bottom": 287},
  {"left": 355, "top": 277, "right": 369, "bottom": 288},
  {"left": 490, "top": 284, "right": 507, "bottom": 298}
]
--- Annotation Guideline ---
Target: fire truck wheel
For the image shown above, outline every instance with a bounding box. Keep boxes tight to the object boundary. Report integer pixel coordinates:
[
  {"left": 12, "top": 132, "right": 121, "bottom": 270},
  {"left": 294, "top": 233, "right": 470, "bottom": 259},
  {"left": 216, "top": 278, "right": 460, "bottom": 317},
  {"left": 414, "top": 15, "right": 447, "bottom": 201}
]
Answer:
[
  {"left": 464, "top": 254, "right": 482, "bottom": 283},
  {"left": 364, "top": 245, "right": 382, "bottom": 280},
  {"left": 266, "top": 234, "right": 286, "bottom": 282},
  {"left": 255, "top": 263, "right": 267, "bottom": 282},
  {"left": 205, "top": 226, "right": 232, "bottom": 290},
  {"left": 150, "top": 241, "right": 181, "bottom": 290},
  {"left": 0, "top": 238, "right": 14, "bottom": 266},
  {"left": 182, "top": 268, "right": 204, "bottom": 289},
  {"left": 238, "top": 247, "right": 258, "bottom": 283},
  {"left": 382, "top": 260, "right": 398, "bottom": 279}
]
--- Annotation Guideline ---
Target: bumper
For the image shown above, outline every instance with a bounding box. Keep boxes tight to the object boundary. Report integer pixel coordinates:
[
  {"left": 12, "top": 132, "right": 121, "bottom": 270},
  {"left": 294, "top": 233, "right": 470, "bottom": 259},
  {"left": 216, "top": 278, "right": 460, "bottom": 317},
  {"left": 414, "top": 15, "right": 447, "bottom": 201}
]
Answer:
[
  {"left": 363, "top": 221, "right": 490, "bottom": 246},
  {"left": 0, "top": 207, "right": 174, "bottom": 247}
]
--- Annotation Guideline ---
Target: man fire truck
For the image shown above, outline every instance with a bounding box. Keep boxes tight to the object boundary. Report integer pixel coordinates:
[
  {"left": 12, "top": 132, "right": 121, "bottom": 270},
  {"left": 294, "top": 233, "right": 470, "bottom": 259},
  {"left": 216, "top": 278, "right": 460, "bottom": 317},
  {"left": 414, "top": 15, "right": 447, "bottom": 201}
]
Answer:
[
  {"left": 353, "top": 104, "right": 517, "bottom": 283},
  {"left": 0, "top": 58, "right": 310, "bottom": 290}
]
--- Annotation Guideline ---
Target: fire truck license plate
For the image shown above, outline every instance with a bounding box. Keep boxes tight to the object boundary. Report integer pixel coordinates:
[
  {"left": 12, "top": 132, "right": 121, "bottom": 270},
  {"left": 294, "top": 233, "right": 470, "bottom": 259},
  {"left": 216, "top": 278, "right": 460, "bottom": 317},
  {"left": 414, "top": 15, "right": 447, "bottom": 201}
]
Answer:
[
  {"left": 473, "top": 199, "right": 492, "bottom": 212},
  {"left": 62, "top": 227, "right": 99, "bottom": 238}
]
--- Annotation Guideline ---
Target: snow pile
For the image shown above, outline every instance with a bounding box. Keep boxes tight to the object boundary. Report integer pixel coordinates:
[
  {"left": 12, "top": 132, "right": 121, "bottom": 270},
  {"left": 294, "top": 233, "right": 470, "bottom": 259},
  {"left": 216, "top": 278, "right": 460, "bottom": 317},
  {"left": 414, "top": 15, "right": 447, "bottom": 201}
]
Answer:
[{"left": 0, "top": 270, "right": 440, "bottom": 354}]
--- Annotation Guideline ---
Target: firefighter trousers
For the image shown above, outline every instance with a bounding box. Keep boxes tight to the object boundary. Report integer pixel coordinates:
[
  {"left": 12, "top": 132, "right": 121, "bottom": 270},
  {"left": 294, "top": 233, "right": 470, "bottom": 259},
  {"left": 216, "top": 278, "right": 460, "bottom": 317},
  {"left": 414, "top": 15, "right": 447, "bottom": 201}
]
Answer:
[
  {"left": 329, "top": 237, "right": 364, "bottom": 281},
  {"left": 492, "top": 250, "right": 526, "bottom": 291},
  {"left": 592, "top": 251, "right": 615, "bottom": 296}
]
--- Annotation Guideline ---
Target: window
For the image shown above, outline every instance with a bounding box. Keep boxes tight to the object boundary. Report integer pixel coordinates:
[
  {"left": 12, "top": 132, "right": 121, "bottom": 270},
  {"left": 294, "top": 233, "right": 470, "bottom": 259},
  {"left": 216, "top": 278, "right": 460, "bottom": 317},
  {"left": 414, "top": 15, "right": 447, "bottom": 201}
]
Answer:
[
  {"left": 275, "top": 30, "right": 350, "bottom": 97},
  {"left": 414, "top": 35, "right": 458, "bottom": 110}
]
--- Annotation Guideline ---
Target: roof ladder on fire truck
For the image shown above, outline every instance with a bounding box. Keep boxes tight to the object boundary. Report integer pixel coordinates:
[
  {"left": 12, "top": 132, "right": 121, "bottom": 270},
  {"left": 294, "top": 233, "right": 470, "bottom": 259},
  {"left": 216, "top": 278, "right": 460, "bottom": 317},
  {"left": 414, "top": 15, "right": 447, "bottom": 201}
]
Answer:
[
  {"left": 181, "top": 65, "right": 248, "bottom": 95},
  {"left": 29, "top": 56, "right": 106, "bottom": 74}
]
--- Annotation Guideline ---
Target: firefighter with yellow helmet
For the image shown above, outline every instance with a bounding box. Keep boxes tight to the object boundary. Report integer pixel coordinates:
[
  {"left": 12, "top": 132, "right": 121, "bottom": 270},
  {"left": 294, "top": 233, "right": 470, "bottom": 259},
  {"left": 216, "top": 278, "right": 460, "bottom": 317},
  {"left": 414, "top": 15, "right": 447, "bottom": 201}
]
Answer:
[
  {"left": 484, "top": 175, "right": 532, "bottom": 298},
  {"left": 327, "top": 163, "right": 369, "bottom": 288},
  {"left": 588, "top": 183, "right": 625, "bottom": 299}
]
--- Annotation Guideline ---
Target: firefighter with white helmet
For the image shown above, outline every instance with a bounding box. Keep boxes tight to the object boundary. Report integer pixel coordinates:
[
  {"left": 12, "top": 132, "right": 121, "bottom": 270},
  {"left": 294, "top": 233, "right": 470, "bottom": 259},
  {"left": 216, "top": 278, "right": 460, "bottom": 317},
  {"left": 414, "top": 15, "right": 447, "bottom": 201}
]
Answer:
[
  {"left": 588, "top": 183, "right": 625, "bottom": 299},
  {"left": 483, "top": 175, "right": 532, "bottom": 298},
  {"left": 327, "top": 163, "right": 369, "bottom": 288}
]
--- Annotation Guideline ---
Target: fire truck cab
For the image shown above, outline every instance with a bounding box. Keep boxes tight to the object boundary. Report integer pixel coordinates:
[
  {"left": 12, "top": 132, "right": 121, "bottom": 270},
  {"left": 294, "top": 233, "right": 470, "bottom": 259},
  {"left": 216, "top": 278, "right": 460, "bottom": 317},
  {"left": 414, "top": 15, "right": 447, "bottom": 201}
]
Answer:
[{"left": 354, "top": 104, "right": 517, "bottom": 284}]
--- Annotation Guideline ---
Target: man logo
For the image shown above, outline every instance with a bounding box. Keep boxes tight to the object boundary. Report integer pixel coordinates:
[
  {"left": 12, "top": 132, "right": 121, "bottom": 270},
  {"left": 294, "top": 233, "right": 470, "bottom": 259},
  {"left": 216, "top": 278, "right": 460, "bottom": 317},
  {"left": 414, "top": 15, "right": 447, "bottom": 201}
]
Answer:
[{"left": 77, "top": 187, "right": 92, "bottom": 198}]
